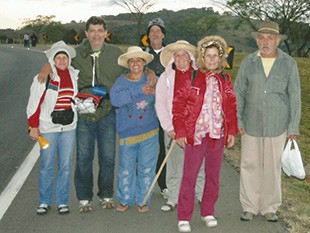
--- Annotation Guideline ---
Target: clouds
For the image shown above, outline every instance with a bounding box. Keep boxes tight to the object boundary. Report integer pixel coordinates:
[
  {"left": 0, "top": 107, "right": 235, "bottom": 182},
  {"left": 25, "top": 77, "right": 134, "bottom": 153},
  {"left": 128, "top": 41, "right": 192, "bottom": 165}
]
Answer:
[{"left": 0, "top": 0, "right": 217, "bottom": 29}]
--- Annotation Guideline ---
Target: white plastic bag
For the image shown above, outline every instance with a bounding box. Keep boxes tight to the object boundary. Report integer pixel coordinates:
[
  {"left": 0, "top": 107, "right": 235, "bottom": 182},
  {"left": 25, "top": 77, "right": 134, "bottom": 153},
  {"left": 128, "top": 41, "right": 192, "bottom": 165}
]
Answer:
[
  {"left": 75, "top": 97, "right": 97, "bottom": 114},
  {"left": 281, "top": 139, "right": 305, "bottom": 179}
]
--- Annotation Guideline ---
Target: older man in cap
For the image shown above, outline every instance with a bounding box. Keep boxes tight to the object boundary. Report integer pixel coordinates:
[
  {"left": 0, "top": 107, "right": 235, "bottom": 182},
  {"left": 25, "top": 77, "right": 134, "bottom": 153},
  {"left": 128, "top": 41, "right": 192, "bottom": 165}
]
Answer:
[
  {"left": 234, "top": 21, "right": 301, "bottom": 222},
  {"left": 145, "top": 18, "right": 169, "bottom": 198}
]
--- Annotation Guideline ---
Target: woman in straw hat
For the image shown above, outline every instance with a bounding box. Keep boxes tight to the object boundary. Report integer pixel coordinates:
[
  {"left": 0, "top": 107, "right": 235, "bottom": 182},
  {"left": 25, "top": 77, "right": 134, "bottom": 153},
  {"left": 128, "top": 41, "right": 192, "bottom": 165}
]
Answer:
[
  {"left": 155, "top": 40, "right": 205, "bottom": 213},
  {"left": 27, "top": 41, "right": 79, "bottom": 215},
  {"left": 110, "top": 46, "right": 158, "bottom": 213},
  {"left": 172, "top": 36, "right": 238, "bottom": 232}
]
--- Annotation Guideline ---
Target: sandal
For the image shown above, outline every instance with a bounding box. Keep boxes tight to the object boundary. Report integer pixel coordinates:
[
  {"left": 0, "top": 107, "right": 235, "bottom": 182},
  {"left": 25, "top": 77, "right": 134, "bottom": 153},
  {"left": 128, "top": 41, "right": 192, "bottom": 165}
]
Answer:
[
  {"left": 79, "top": 200, "right": 92, "bottom": 213},
  {"left": 137, "top": 205, "right": 149, "bottom": 213},
  {"left": 58, "top": 204, "right": 69, "bottom": 215},
  {"left": 161, "top": 203, "right": 177, "bottom": 212},
  {"left": 36, "top": 203, "right": 49, "bottom": 215},
  {"left": 99, "top": 198, "right": 115, "bottom": 209},
  {"left": 116, "top": 203, "right": 129, "bottom": 212}
]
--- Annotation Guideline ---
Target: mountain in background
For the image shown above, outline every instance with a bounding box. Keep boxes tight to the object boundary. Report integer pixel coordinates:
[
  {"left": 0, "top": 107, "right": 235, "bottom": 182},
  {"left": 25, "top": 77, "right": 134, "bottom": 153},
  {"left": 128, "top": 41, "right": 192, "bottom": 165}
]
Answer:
[
  {"left": 1, "top": 7, "right": 283, "bottom": 53},
  {"left": 66, "top": 7, "right": 259, "bottom": 53}
]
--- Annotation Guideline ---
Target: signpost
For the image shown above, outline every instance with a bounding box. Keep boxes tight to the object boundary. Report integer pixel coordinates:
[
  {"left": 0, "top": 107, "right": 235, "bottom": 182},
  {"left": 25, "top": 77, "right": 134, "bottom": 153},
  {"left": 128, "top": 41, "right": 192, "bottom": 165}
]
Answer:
[
  {"left": 140, "top": 34, "right": 148, "bottom": 47},
  {"left": 226, "top": 46, "right": 235, "bottom": 69}
]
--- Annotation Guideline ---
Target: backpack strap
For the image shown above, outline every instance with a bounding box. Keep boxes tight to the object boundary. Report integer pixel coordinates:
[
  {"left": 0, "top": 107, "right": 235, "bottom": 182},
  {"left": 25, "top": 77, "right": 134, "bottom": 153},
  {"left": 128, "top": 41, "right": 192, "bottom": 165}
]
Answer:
[
  {"left": 220, "top": 72, "right": 228, "bottom": 82},
  {"left": 191, "top": 70, "right": 198, "bottom": 84},
  {"left": 45, "top": 75, "right": 51, "bottom": 90}
]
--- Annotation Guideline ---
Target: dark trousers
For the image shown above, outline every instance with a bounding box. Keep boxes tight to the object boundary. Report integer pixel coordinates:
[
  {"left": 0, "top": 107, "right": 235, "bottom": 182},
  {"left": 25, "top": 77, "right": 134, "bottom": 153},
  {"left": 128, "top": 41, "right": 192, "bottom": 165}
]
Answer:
[{"left": 156, "top": 125, "right": 167, "bottom": 190}]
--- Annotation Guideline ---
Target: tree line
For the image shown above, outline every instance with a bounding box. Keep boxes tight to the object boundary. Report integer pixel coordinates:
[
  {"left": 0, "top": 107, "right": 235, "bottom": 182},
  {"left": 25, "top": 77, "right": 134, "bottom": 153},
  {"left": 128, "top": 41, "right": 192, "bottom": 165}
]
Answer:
[{"left": 0, "top": 1, "right": 309, "bottom": 57}]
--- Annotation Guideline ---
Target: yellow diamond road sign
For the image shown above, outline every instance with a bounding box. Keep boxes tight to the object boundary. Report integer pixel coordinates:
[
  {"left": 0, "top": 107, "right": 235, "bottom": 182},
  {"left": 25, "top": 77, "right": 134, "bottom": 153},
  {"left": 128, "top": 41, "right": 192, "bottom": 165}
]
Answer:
[
  {"left": 141, "top": 34, "right": 149, "bottom": 47},
  {"left": 105, "top": 32, "right": 111, "bottom": 41},
  {"left": 226, "top": 46, "right": 234, "bottom": 69}
]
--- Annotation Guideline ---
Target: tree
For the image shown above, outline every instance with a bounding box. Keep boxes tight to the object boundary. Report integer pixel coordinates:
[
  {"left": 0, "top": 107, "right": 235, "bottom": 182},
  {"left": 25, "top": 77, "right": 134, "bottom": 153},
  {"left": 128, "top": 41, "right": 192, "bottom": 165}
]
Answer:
[
  {"left": 178, "top": 13, "right": 222, "bottom": 43},
  {"left": 218, "top": 0, "right": 310, "bottom": 56},
  {"left": 22, "top": 15, "right": 57, "bottom": 35},
  {"left": 62, "top": 28, "right": 79, "bottom": 45},
  {"left": 21, "top": 15, "right": 64, "bottom": 43},
  {"left": 108, "top": 0, "right": 158, "bottom": 43}
]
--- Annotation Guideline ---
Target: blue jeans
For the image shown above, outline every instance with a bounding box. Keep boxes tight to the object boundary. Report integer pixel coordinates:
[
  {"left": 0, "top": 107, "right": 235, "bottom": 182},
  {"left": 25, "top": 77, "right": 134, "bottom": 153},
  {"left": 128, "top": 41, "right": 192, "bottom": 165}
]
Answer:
[
  {"left": 75, "top": 109, "right": 116, "bottom": 201},
  {"left": 117, "top": 132, "right": 159, "bottom": 206},
  {"left": 39, "top": 129, "right": 75, "bottom": 207}
]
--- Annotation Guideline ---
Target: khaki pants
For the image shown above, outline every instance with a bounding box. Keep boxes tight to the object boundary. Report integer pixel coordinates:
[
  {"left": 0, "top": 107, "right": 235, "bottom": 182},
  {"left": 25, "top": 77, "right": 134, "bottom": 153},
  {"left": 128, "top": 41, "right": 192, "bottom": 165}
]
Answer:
[{"left": 239, "top": 132, "right": 286, "bottom": 215}]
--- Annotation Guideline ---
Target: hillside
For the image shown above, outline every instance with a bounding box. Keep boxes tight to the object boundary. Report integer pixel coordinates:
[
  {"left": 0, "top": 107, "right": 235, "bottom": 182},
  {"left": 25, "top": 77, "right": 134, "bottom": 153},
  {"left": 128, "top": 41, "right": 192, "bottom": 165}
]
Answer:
[{"left": 0, "top": 7, "right": 267, "bottom": 53}]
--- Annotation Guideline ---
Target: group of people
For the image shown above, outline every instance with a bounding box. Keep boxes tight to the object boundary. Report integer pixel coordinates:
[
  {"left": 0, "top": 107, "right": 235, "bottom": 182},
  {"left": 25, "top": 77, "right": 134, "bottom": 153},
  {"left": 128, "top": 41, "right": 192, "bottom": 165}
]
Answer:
[
  {"left": 26, "top": 16, "right": 301, "bottom": 232},
  {"left": 23, "top": 33, "right": 38, "bottom": 47}
]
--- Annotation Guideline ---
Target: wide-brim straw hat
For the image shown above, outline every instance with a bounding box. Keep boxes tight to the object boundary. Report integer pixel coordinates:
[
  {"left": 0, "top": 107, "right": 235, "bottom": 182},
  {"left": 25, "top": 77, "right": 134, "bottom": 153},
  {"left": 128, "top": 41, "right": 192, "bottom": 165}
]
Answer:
[
  {"left": 251, "top": 21, "right": 287, "bottom": 40},
  {"left": 160, "top": 40, "right": 196, "bottom": 67},
  {"left": 118, "top": 46, "right": 153, "bottom": 68},
  {"left": 46, "top": 40, "right": 76, "bottom": 61}
]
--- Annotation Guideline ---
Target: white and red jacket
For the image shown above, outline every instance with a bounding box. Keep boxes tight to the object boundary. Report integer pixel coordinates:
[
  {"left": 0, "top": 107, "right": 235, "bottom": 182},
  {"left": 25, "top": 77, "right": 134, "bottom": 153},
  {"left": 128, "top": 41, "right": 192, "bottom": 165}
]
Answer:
[{"left": 27, "top": 65, "right": 79, "bottom": 133}]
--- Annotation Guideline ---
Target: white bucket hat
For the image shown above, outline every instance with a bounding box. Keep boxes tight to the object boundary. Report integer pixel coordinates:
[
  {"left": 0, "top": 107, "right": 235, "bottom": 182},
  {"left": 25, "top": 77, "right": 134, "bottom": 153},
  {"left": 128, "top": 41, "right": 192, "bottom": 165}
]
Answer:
[
  {"left": 160, "top": 40, "right": 196, "bottom": 67},
  {"left": 118, "top": 46, "right": 153, "bottom": 68},
  {"left": 45, "top": 41, "right": 76, "bottom": 62}
]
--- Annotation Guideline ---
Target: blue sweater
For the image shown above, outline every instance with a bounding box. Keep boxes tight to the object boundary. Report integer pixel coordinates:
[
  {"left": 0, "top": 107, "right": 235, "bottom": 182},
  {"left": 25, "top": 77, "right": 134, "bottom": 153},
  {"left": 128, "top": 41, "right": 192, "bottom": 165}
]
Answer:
[{"left": 110, "top": 73, "right": 158, "bottom": 138}]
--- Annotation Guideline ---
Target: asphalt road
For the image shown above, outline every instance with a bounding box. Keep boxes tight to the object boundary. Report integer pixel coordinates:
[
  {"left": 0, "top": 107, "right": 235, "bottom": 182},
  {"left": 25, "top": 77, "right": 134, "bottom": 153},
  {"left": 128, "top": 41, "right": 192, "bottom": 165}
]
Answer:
[
  {"left": 0, "top": 44, "right": 47, "bottom": 192},
  {"left": 0, "top": 44, "right": 289, "bottom": 233}
]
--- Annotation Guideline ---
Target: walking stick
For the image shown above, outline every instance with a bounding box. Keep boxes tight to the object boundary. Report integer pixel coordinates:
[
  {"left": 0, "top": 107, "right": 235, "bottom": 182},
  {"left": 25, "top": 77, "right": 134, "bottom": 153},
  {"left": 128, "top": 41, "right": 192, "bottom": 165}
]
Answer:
[{"left": 142, "top": 139, "right": 176, "bottom": 206}]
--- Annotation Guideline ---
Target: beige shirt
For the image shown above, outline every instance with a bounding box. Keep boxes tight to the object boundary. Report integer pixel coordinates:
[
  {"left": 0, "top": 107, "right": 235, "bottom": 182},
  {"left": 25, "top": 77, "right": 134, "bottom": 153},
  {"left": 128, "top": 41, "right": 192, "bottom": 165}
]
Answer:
[{"left": 258, "top": 53, "right": 276, "bottom": 77}]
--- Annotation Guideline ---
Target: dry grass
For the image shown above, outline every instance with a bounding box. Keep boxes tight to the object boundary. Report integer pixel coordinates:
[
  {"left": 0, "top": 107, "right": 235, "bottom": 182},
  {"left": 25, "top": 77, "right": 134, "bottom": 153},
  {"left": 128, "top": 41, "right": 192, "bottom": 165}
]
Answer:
[{"left": 225, "top": 53, "right": 310, "bottom": 233}]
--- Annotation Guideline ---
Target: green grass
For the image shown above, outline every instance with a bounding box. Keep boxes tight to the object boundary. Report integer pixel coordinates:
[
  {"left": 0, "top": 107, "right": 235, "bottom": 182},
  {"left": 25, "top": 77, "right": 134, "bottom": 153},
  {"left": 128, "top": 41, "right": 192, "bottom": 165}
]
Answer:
[{"left": 225, "top": 53, "right": 310, "bottom": 233}]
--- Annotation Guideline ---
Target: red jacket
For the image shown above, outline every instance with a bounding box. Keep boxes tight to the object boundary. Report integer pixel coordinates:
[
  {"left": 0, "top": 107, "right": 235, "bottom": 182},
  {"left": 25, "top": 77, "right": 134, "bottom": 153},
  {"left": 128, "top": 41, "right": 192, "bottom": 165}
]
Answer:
[{"left": 172, "top": 69, "right": 238, "bottom": 146}]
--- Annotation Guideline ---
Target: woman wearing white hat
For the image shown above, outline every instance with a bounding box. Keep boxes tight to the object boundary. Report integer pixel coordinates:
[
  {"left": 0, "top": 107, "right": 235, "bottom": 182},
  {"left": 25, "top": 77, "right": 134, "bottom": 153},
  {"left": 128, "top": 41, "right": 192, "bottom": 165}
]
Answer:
[
  {"left": 155, "top": 40, "right": 205, "bottom": 212},
  {"left": 27, "top": 41, "right": 79, "bottom": 215},
  {"left": 110, "top": 46, "right": 158, "bottom": 213}
]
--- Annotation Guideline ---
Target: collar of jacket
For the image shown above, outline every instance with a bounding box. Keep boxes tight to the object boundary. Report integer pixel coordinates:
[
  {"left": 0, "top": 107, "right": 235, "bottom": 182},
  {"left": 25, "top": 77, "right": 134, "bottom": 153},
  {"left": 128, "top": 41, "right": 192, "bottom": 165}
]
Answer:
[
  {"left": 250, "top": 48, "right": 286, "bottom": 62},
  {"left": 78, "top": 39, "right": 106, "bottom": 58}
]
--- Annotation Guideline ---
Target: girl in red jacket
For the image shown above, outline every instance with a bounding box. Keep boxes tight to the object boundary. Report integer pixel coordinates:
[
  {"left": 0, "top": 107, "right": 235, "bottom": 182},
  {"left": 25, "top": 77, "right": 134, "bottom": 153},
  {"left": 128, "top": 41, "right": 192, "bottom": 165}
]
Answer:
[{"left": 173, "top": 35, "right": 238, "bottom": 232}]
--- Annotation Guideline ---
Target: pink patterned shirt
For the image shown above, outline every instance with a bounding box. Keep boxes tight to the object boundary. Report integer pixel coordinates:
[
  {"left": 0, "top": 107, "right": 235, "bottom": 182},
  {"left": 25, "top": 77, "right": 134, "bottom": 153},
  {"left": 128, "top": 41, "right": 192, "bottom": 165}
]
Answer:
[{"left": 194, "top": 74, "right": 223, "bottom": 145}]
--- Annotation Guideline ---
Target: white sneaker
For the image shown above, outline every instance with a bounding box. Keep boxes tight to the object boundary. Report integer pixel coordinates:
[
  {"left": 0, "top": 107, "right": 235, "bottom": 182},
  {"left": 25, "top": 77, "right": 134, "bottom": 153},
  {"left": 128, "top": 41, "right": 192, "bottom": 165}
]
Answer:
[
  {"left": 178, "top": 221, "right": 191, "bottom": 232},
  {"left": 202, "top": 215, "right": 218, "bottom": 227}
]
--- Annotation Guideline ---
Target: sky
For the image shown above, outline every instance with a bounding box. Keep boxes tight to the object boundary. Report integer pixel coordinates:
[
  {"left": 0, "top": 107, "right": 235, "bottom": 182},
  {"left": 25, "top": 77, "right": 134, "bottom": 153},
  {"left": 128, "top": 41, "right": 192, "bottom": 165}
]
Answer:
[{"left": 0, "top": 0, "right": 222, "bottom": 30}]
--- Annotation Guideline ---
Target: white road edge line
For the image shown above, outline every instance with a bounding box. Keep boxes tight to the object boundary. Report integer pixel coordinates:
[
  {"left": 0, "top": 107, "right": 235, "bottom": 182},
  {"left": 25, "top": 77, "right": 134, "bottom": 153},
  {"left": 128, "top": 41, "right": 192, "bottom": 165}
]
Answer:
[{"left": 0, "top": 143, "right": 40, "bottom": 220}]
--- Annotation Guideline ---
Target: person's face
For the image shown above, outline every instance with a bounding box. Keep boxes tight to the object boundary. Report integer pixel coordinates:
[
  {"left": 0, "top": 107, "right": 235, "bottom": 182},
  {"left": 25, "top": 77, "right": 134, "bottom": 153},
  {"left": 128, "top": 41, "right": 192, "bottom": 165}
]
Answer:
[
  {"left": 148, "top": 25, "right": 164, "bottom": 47},
  {"left": 204, "top": 47, "right": 220, "bottom": 72},
  {"left": 127, "top": 58, "right": 146, "bottom": 74},
  {"left": 54, "top": 53, "right": 69, "bottom": 71},
  {"left": 256, "top": 33, "right": 280, "bottom": 58},
  {"left": 173, "top": 50, "right": 191, "bottom": 71},
  {"left": 85, "top": 24, "right": 106, "bottom": 49}
]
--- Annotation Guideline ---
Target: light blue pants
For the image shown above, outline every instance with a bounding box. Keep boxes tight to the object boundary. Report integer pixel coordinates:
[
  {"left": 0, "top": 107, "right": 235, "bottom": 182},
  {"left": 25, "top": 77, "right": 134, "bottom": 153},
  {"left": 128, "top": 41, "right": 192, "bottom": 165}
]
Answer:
[
  {"left": 39, "top": 129, "right": 76, "bottom": 207},
  {"left": 117, "top": 133, "right": 159, "bottom": 206}
]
